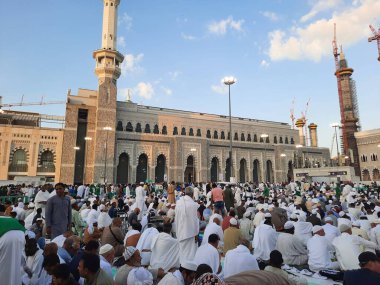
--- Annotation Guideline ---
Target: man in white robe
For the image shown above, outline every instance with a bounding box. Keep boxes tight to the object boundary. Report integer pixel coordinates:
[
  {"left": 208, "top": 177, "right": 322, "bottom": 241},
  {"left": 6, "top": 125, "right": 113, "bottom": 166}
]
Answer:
[
  {"left": 307, "top": 226, "right": 340, "bottom": 272},
  {"left": 150, "top": 223, "right": 180, "bottom": 272},
  {"left": 175, "top": 187, "right": 199, "bottom": 263},
  {"left": 97, "top": 204, "right": 112, "bottom": 229},
  {"left": 136, "top": 226, "right": 159, "bottom": 266},
  {"left": 291, "top": 214, "right": 313, "bottom": 246},
  {"left": 322, "top": 217, "right": 341, "bottom": 244},
  {"left": 135, "top": 183, "right": 146, "bottom": 220},
  {"left": 0, "top": 217, "right": 26, "bottom": 285},
  {"left": 202, "top": 217, "right": 223, "bottom": 246},
  {"left": 224, "top": 239, "right": 259, "bottom": 278},
  {"left": 157, "top": 261, "right": 197, "bottom": 285},
  {"left": 34, "top": 187, "right": 50, "bottom": 217},
  {"left": 253, "top": 214, "right": 278, "bottom": 262},
  {"left": 193, "top": 233, "right": 221, "bottom": 273}
]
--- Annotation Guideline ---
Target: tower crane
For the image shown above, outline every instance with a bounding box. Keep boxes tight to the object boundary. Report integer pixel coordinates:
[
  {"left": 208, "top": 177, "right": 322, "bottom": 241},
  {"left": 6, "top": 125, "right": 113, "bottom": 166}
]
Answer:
[
  {"left": 0, "top": 95, "right": 65, "bottom": 113},
  {"left": 368, "top": 24, "right": 380, "bottom": 61},
  {"left": 290, "top": 97, "right": 295, "bottom": 129},
  {"left": 301, "top": 98, "right": 311, "bottom": 146}
]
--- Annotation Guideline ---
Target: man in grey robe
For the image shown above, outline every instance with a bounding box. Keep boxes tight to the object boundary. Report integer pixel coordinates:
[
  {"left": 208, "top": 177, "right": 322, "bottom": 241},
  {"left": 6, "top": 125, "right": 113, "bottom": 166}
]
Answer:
[{"left": 46, "top": 183, "right": 72, "bottom": 239}]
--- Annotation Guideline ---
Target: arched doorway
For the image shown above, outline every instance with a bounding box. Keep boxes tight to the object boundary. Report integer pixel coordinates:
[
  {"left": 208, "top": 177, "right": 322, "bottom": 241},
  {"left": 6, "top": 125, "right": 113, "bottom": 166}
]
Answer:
[
  {"left": 373, "top": 169, "right": 380, "bottom": 181},
  {"left": 287, "top": 160, "right": 294, "bottom": 182},
  {"left": 136, "top": 154, "right": 148, "bottom": 183},
  {"left": 253, "top": 159, "right": 260, "bottom": 183},
  {"left": 117, "top": 153, "right": 129, "bottom": 184},
  {"left": 9, "top": 149, "right": 28, "bottom": 172},
  {"left": 266, "top": 160, "right": 273, "bottom": 183},
  {"left": 155, "top": 154, "right": 166, "bottom": 183},
  {"left": 184, "top": 155, "right": 195, "bottom": 183},
  {"left": 225, "top": 158, "right": 234, "bottom": 182},
  {"left": 362, "top": 169, "right": 371, "bottom": 181},
  {"left": 211, "top": 157, "right": 219, "bottom": 182},
  {"left": 39, "top": 150, "right": 55, "bottom": 172},
  {"left": 239, "top": 159, "right": 247, "bottom": 182}
]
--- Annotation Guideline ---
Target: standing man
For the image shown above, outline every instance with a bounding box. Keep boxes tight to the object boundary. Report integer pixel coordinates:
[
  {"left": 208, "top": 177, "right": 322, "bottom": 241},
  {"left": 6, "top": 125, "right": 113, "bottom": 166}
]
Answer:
[
  {"left": 175, "top": 187, "right": 200, "bottom": 263},
  {"left": 34, "top": 184, "right": 50, "bottom": 217},
  {"left": 135, "top": 182, "right": 146, "bottom": 220},
  {"left": 211, "top": 183, "right": 224, "bottom": 216},
  {"left": 167, "top": 181, "right": 176, "bottom": 204},
  {"left": 223, "top": 185, "right": 234, "bottom": 212},
  {"left": 45, "top": 183, "right": 72, "bottom": 239}
]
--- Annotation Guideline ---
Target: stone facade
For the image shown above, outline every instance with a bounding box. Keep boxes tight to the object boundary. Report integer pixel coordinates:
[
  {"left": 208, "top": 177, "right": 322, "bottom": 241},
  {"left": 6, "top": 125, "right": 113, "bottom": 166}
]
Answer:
[
  {"left": 355, "top": 129, "right": 380, "bottom": 182},
  {"left": 0, "top": 112, "right": 63, "bottom": 182}
]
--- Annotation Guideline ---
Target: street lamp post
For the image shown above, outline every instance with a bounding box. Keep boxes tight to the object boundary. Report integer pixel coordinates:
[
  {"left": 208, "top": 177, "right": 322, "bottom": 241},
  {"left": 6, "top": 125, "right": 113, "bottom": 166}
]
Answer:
[
  {"left": 223, "top": 76, "right": 237, "bottom": 182},
  {"left": 280, "top": 153, "right": 286, "bottom": 182},
  {"left": 73, "top": 146, "right": 80, "bottom": 182},
  {"left": 261, "top": 134, "right": 269, "bottom": 182},
  {"left": 103, "top": 126, "right": 112, "bottom": 184},
  {"left": 331, "top": 123, "right": 341, "bottom": 166},
  {"left": 84, "top": 137, "right": 92, "bottom": 184}
]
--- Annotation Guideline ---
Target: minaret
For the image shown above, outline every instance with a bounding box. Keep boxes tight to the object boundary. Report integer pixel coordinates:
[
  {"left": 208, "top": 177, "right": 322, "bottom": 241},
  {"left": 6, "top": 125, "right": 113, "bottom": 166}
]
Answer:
[
  {"left": 92, "top": 0, "right": 124, "bottom": 183},
  {"left": 295, "top": 118, "right": 306, "bottom": 146},
  {"left": 335, "top": 48, "right": 360, "bottom": 175},
  {"left": 308, "top": 123, "right": 318, "bottom": 147}
]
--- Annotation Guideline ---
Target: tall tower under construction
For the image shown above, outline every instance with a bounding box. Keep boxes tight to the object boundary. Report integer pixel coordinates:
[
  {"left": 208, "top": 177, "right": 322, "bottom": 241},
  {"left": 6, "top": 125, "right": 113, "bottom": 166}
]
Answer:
[{"left": 334, "top": 49, "right": 361, "bottom": 176}]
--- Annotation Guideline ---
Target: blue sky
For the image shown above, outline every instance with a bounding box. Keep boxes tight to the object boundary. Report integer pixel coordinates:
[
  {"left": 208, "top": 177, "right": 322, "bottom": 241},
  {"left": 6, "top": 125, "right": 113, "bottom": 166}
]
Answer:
[{"left": 0, "top": 0, "right": 379, "bottom": 153}]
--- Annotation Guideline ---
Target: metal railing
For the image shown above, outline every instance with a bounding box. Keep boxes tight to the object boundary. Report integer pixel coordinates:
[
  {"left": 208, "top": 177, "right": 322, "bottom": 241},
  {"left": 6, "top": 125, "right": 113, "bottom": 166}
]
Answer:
[
  {"left": 37, "top": 164, "right": 55, "bottom": 173},
  {"left": 8, "top": 164, "right": 28, "bottom": 172}
]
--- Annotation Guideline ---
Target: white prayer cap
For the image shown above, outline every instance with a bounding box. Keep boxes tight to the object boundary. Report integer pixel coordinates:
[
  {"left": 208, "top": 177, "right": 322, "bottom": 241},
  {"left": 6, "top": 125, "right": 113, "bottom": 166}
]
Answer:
[
  {"left": 28, "top": 202, "right": 35, "bottom": 208},
  {"left": 284, "top": 221, "right": 294, "bottom": 230},
  {"left": 339, "top": 224, "right": 351, "bottom": 233},
  {"left": 243, "top": 211, "right": 251, "bottom": 218},
  {"left": 329, "top": 200, "right": 332, "bottom": 204},
  {"left": 371, "top": 219, "right": 380, "bottom": 224},
  {"left": 324, "top": 217, "right": 333, "bottom": 222},
  {"left": 264, "top": 213, "right": 272, "bottom": 218},
  {"left": 124, "top": 246, "right": 137, "bottom": 261},
  {"left": 36, "top": 218, "right": 44, "bottom": 222},
  {"left": 99, "top": 244, "right": 113, "bottom": 255},
  {"left": 99, "top": 204, "right": 106, "bottom": 211},
  {"left": 181, "top": 260, "right": 198, "bottom": 272},
  {"left": 230, "top": 218, "right": 238, "bottom": 226},
  {"left": 352, "top": 221, "right": 361, "bottom": 227},
  {"left": 165, "top": 203, "right": 171, "bottom": 207},
  {"left": 70, "top": 199, "right": 77, "bottom": 205},
  {"left": 290, "top": 213, "right": 297, "bottom": 220},
  {"left": 339, "top": 211, "right": 345, "bottom": 217},
  {"left": 140, "top": 182, "right": 144, "bottom": 185},
  {"left": 25, "top": 230, "right": 36, "bottom": 239},
  {"left": 127, "top": 267, "right": 153, "bottom": 285},
  {"left": 311, "top": 208, "right": 318, "bottom": 215},
  {"left": 312, "top": 225, "right": 323, "bottom": 234}
]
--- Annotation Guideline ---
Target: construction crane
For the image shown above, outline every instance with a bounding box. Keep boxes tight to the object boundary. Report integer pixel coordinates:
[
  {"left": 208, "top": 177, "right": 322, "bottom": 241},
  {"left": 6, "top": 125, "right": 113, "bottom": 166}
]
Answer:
[
  {"left": 290, "top": 97, "right": 295, "bottom": 129},
  {"left": 368, "top": 24, "right": 380, "bottom": 61},
  {"left": 0, "top": 95, "right": 65, "bottom": 112},
  {"left": 301, "top": 98, "right": 311, "bottom": 146},
  {"left": 332, "top": 23, "right": 347, "bottom": 155}
]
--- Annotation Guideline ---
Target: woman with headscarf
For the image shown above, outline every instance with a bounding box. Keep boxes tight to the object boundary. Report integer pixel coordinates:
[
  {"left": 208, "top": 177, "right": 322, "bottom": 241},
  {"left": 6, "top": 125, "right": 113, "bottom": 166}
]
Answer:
[{"left": 193, "top": 273, "right": 225, "bottom": 285}]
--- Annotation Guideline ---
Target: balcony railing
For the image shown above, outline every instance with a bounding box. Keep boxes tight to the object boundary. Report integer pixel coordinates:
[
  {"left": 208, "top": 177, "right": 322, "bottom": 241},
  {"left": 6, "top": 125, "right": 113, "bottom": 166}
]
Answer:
[
  {"left": 37, "top": 164, "right": 56, "bottom": 173},
  {"left": 8, "top": 164, "right": 28, "bottom": 172}
]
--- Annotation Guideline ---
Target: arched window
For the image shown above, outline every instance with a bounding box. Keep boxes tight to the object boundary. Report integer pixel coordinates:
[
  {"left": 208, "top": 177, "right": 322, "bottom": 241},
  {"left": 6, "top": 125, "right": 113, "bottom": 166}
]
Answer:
[
  {"left": 285, "top": 137, "right": 289, "bottom": 144},
  {"left": 162, "top": 126, "right": 167, "bottom": 135},
  {"left": 9, "top": 149, "right": 28, "bottom": 172},
  {"left": 173, "top": 127, "right": 178, "bottom": 135},
  {"left": 274, "top": 136, "right": 277, "bottom": 144},
  {"left": 259, "top": 137, "right": 263, "bottom": 143},
  {"left": 227, "top": 132, "right": 231, "bottom": 140},
  {"left": 39, "top": 150, "right": 55, "bottom": 172},
  {"left": 253, "top": 134, "right": 258, "bottom": 142},
  {"left": 247, "top": 134, "right": 251, "bottom": 142},
  {"left": 213, "top": 130, "right": 218, "bottom": 139},
  {"left": 221, "top": 131, "right": 225, "bottom": 140},
  {"left": 126, "top": 122, "right": 133, "bottom": 132},
  {"left": 196, "top": 129, "right": 201, "bottom": 137},
  {"left": 265, "top": 137, "right": 270, "bottom": 143},
  {"left": 136, "top": 154, "right": 148, "bottom": 183},
  {"left": 181, "top": 127, "right": 186, "bottom": 136},
  {"left": 206, "top": 130, "right": 211, "bottom": 139},
  {"left": 290, "top": 137, "right": 295, "bottom": 144},
  {"left": 153, "top": 124, "right": 159, "bottom": 134},
  {"left": 279, "top": 136, "right": 283, "bottom": 143},
  {"left": 241, "top": 133, "right": 245, "bottom": 141},
  {"left": 234, "top": 132, "right": 238, "bottom": 141},
  {"left": 189, "top": 128, "right": 194, "bottom": 136},
  {"left": 135, "top": 123, "right": 142, "bottom": 133},
  {"left": 144, "top": 124, "right": 151, "bottom": 133},
  {"left": 116, "top": 121, "right": 123, "bottom": 131}
]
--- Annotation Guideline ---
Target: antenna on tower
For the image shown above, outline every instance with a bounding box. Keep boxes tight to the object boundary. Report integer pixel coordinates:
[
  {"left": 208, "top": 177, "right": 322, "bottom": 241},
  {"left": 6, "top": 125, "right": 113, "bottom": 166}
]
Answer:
[{"left": 290, "top": 97, "right": 295, "bottom": 129}]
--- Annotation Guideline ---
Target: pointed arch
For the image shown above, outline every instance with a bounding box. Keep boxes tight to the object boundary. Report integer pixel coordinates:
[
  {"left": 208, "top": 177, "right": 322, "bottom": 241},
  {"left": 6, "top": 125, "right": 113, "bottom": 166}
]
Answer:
[{"left": 117, "top": 152, "right": 129, "bottom": 184}]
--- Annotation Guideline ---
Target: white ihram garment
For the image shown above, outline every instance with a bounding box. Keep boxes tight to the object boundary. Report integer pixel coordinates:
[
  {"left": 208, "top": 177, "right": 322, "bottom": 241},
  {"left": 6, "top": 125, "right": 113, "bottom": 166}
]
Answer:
[
  {"left": 253, "top": 223, "right": 278, "bottom": 261},
  {"left": 224, "top": 245, "right": 259, "bottom": 278},
  {"left": 193, "top": 243, "right": 220, "bottom": 273},
  {"left": 135, "top": 186, "right": 146, "bottom": 220},
  {"left": 150, "top": 232, "right": 180, "bottom": 272},
  {"left": 307, "top": 235, "right": 339, "bottom": 272},
  {"left": 136, "top": 227, "right": 159, "bottom": 266},
  {"left": 202, "top": 222, "right": 224, "bottom": 246}
]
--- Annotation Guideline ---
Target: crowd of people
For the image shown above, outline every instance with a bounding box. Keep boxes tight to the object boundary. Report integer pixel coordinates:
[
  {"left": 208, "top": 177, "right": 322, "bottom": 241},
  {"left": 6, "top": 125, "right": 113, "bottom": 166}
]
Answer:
[{"left": 1, "top": 179, "right": 380, "bottom": 285}]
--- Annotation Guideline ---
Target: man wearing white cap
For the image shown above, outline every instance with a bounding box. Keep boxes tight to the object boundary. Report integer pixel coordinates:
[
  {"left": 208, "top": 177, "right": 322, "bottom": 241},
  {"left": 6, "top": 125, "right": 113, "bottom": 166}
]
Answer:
[
  {"left": 158, "top": 260, "right": 197, "bottom": 285},
  {"left": 332, "top": 224, "right": 380, "bottom": 270},
  {"left": 307, "top": 226, "right": 339, "bottom": 272},
  {"left": 369, "top": 219, "right": 380, "bottom": 246},
  {"left": 239, "top": 211, "right": 254, "bottom": 241},
  {"left": 193, "top": 233, "right": 221, "bottom": 274},
  {"left": 175, "top": 187, "right": 199, "bottom": 263},
  {"left": 99, "top": 244, "right": 115, "bottom": 278},
  {"left": 97, "top": 204, "right": 112, "bottom": 229},
  {"left": 135, "top": 182, "right": 146, "bottom": 220},
  {"left": 224, "top": 217, "right": 242, "bottom": 254},
  {"left": 127, "top": 267, "right": 154, "bottom": 285},
  {"left": 253, "top": 213, "right": 278, "bottom": 262},
  {"left": 276, "top": 221, "right": 308, "bottom": 265},
  {"left": 322, "top": 217, "right": 341, "bottom": 244},
  {"left": 352, "top": 220, "right": 369, "bottom": 240}
]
